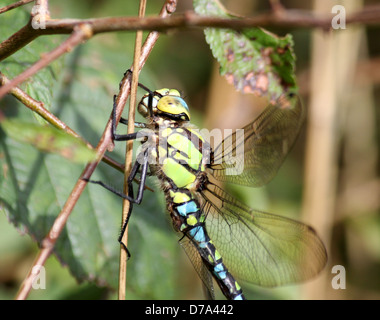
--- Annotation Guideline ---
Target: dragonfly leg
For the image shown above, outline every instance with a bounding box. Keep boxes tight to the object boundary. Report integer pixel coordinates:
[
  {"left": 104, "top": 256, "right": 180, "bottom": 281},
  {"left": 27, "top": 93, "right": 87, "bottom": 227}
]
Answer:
[
  {"left": 118, "top": 150, "right": 149, "bottom": 257},
  {"left": 84, "top": 150, "right": 149, "bottom": 204},
  {"left": 119, "top": 117, "right": 147, "bottom": 129},
  {"left": 111, "top": 95, "right": 141, "bottom": 141},
  {"left": 84, "top": 150, "right": 149, "bottom": 258}
]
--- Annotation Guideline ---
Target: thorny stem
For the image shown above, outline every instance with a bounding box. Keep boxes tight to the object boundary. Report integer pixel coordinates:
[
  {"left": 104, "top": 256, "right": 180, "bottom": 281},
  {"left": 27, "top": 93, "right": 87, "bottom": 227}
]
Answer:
[{"left": 14, "top": 0, "right": 177, "bottom": 300}]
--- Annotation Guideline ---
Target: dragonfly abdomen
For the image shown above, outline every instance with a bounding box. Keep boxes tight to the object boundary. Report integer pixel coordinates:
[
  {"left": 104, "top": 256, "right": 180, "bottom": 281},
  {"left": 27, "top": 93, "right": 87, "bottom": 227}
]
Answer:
[
  {"left": 167, "top": 188, "right": 245, "bottom": 300},
  {"left": 197, "top": 239, "right": 245, "bottom": 300}
]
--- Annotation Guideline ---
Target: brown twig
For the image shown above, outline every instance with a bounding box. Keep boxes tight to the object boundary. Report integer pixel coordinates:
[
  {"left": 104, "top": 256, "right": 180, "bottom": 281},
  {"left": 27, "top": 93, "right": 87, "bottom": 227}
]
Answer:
[
  {"left": 2, "top": 5, "right": 380, "bottom": 62},
  {"left": 33, "top": 0, "right": 49, "bottom": 15},
  {"left": 118, "top": 0, "right": 147, "bottom": 301},
  {"left": 269, "top": 0, "right": 286, "bottom": 15},
  {"left": 15, "top": 0, "right": 177, "bottom": 300},
  {"left": 23, "top": 6, "right": 380, "bottom": 32},
  {"left": 0, "top": 24, "right": 93, "bottom": 99},
  {"left": 0, "top": 0, "right": 51, "bottom": 60},
  {"left": 0, "top": 0, "right": 34, "bottom": 14},
  {"left": 0, "top": 71, "right": 125, "bottom": 174}
]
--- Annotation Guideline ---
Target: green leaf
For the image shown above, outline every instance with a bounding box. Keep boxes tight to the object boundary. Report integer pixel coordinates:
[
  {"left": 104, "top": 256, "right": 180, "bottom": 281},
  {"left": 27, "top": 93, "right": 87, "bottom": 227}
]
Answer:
[
  {"left": 0, "top": 6, "right": 64, "bottom": 123},
  {"left": 1, "top": 120, "right": 97, "bottom": 163},
  {"left": 0, "top": 39, "right": 180, "bottom": 298},
  {"left": 193, "top": 0, "right": 297, "bottom": 102}
]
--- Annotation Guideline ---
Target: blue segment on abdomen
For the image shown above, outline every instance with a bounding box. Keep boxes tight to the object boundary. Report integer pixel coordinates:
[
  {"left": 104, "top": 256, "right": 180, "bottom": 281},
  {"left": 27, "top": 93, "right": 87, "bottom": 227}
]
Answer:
[
  {"left": 188, "top": 226, "right": 207, "bottom": 247},
  {"left": 176, "top": 201, "right": 198, "bottom": 216},
  {"left": 213, "top": 263, "right": 227, "bottom": 279}
]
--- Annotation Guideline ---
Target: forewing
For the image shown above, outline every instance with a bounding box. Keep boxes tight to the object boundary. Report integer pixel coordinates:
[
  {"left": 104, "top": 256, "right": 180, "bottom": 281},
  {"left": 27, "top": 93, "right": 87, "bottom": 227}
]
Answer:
[
  {"left": 209, "top": 94, "right": 304, "bottom": 187},
  {"left": 199, "top": 183, "right": 327, "bottom": 286}
]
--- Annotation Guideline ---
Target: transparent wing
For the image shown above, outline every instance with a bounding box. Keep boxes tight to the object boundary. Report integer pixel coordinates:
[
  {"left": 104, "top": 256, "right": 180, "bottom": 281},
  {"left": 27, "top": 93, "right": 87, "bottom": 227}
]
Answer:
[
  {"left": 179, "top": 237, "right": 215, "bottom": 300},
  {"left": 199, "top": 182, "right": 327, "bottom": 286},
  {"left": 208, "top": 94, "right": 304, "bottom": 187}
]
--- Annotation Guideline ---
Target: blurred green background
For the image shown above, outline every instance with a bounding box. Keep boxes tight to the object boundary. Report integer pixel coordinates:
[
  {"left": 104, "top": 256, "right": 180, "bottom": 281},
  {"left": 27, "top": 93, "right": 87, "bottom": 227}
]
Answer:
[{"left": 0, "top": 0, "right": 379, "bottom": 300}]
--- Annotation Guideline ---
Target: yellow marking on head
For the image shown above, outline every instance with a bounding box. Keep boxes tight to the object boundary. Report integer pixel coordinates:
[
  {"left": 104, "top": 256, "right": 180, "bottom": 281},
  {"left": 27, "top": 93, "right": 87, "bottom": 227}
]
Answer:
[{"left": 157, "top": 95, "right": 190, "bottom": 121}]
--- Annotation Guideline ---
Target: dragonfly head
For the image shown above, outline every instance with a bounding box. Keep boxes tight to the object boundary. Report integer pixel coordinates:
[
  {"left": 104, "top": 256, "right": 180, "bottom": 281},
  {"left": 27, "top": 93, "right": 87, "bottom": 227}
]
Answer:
[{"left": 138, "top": 88, "right": 191, "bottom": 122}]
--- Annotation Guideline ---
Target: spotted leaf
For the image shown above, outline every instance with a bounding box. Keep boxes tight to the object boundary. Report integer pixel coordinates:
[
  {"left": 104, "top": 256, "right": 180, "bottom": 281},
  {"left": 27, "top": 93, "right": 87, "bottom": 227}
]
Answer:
[{"left": 194, "top": 0, "right": 297, "bottom": 102}]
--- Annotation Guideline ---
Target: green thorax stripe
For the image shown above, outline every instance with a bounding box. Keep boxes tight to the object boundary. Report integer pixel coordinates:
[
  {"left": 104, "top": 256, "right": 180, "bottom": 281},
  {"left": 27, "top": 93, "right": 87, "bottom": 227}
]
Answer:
[{"left": 157, "top": 126, "right": 206, "bottom": 189}]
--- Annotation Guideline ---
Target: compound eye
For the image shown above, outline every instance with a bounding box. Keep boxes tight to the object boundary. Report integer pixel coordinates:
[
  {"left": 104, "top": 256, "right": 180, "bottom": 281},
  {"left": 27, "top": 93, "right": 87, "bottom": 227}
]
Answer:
[
  {"left": 138, "top": 93, "right": 161, "bottom": 117},
  {"left": 157, "top": 96, "right": 190, "bottom": 121}
]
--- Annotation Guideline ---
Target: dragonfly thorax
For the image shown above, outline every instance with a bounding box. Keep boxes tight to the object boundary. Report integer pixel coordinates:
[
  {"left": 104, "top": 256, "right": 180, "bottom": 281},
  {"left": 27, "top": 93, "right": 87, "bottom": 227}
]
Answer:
[{"left": 138, "top": 88, "right": 190, "bottom": 122}]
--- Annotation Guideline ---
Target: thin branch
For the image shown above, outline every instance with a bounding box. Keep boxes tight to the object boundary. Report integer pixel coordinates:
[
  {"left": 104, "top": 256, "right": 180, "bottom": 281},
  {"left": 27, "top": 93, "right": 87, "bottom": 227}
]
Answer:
[
  {"left": 0, "top": 71, "right": 125, "bottom": 174},
  {"left": 32, "top": 0, "right": 50, "bottom": 25},
  {"left": 0, "top": 24, "right": 93, "bottom": 99},
  {"left": 0, "top": 23, "right": 39, "bottom": 61},
  {"left": 0, "top": 0, "right": 34, "bottom": 14},
  {"left": 35, "top": 0, "right": 49, "bottom": 13},
  {"left": 0, "top": 0, "right": 50, "bottom": 60},
  {"left": 0, "top": 72, "right": 154, "bottom": 191},
  {"left": 2, "top": 5, "right": 380, "bottom": 62},
  {"left": 118, "top": 0, "right": 147, "bottom": 301},
  {"left": 15, "top": 0, "right": 177, "bottom": 300},
  {"left": 269, "top": 0, "right": 285, "bottom": 14},
  {"left": 31, "top": 6, "right": 380, "bottom": 32}
]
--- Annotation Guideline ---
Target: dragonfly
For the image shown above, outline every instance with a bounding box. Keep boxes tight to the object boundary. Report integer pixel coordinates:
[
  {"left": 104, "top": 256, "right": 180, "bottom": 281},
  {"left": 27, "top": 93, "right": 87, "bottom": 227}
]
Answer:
[{"left": 86, "top": 84, "right": 327, "bottom": 300}]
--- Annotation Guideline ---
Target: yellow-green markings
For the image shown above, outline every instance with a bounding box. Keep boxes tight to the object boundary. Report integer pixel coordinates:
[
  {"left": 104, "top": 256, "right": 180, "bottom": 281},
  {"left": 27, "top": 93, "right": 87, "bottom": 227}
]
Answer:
[
  {"left": 162, "top": 157, "right": 196, "bottom": 188},
  {"left": 167, "top": 132, "right": 203, "bottom": 170},
  {"left": 169, "top": 190, "right": 191, "bottom": 203},
  {"left": 186, "top": 215, "right": 198, "bottom": 226}
]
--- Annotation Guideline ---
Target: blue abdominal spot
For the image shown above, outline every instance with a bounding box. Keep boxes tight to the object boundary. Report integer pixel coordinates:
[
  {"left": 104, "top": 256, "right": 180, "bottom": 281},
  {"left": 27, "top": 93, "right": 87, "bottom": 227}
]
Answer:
[
  {"left": 176, "top": 201, "right": 198, "bottom": 216},
  {"left": 188, "top": 226, "right": 207, "bottom": 247},
  {"left": 213, "top": 263, "right": 227, "bottom": 279}
]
